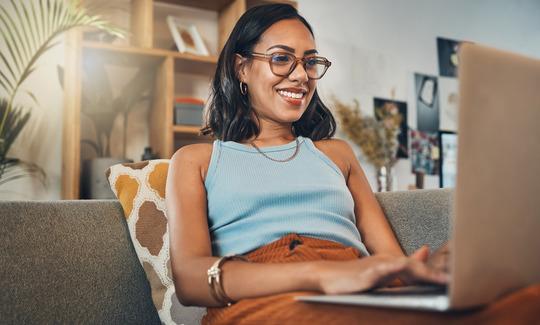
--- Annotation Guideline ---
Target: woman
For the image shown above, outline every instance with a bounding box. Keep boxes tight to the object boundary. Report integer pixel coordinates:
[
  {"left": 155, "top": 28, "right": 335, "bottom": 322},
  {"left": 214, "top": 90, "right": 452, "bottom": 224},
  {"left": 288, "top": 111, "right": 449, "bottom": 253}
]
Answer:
[{"left": 166, "top": 4, "right": 537, "bottom": 324}]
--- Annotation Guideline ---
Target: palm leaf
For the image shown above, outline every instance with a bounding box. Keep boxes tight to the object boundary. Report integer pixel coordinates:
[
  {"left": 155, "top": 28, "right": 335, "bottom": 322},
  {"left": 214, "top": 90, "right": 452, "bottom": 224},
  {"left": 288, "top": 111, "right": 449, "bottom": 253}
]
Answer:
[
  {"left": 0, "top": 0, "right": 126, "bottom": 184},
  {"left": 0, "top": 0, "right": 125, "bottom": 146},
  {"left": 0, "top": 158, "right": 47, "bottom": 186},
  {"left": 0, "top": 98, "right": 30, "bottom": 159}
]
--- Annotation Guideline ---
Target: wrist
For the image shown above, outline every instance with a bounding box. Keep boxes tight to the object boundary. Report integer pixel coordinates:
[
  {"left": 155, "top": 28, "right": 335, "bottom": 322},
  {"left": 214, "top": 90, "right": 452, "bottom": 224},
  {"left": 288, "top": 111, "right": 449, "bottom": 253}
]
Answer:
[{"left": 302, "top": 260, "right": 333, "bottom": 293}]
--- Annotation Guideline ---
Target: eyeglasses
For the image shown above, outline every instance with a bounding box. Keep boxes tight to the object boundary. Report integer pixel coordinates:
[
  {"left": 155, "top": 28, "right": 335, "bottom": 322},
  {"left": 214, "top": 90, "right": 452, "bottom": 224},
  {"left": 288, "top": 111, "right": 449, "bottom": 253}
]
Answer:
[{"left": 250, "top": 52, "right": 331, "bottom": 80}]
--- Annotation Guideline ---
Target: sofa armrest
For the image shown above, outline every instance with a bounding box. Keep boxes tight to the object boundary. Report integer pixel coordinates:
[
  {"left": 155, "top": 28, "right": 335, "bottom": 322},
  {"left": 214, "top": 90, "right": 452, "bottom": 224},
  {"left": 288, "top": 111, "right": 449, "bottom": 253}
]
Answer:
[{"left": 375, "top": 188, "right": 454, "bottom": 255}]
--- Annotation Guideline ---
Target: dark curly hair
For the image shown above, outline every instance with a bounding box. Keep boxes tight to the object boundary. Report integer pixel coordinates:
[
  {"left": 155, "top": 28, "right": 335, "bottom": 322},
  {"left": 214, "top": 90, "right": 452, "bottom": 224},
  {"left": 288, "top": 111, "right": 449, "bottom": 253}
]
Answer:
[{"left": 200, "top": 3, "right": 336, "bottom": 141}]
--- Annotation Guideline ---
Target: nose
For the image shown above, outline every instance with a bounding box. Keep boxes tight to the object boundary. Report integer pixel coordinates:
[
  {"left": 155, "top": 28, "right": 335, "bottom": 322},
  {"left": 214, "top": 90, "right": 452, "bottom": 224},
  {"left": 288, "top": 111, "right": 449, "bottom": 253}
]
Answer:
[{"left": 288, "top": 59, "right": 309, "bottom": 83}]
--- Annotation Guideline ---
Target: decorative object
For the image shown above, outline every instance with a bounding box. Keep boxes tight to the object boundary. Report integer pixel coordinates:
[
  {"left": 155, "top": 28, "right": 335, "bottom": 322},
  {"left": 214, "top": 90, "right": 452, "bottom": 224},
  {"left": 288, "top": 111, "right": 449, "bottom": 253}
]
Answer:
[
  {"left": 68, "top": 59, "right": 156, "bottom": 159},
  {"left": 415, "top": 73, "right": 440, "bottom": 132},
  {"left": 439, "top": 131, "right": 458, "bottom": 188},
  {"left": 374, "top": 97, "right": 409, "bottom": 158},
  {"left": 106, "top": 159, "right": 203, "bottom": 325},
  {"left": 0, "top": 0, "right": 123, "bottom": 186},
  {"left": 437, "top": 37, "right": 463, "bottom": 78},
  {"left": 246, "top": 137, "right": 300, "bottom": 162},
  {"left": 59, "top": 56, "right": 156, "bottom": 198},
  {"left": 438, "top": 77, "right": 459, "bottom": 132},
  {"left": 333, "top": 96, "right": 403, "bottom": 191},
  {"left": 81, "top": 157, "right": 133, "bottom": 199},
  {"left": 142, "top": 147, "right": 156, "bottom": 161},
  {"left": 410, "top": 130, "right": 440, "bottom": 176},
  {"left": 207, "top": 254, "right": 250, "bottom": 306},
  {"left": 174, "top": 98, "right": 205, "bottom": 126},
  {"left": 166, "top": 16, "right": 209, "bottom": 56}
]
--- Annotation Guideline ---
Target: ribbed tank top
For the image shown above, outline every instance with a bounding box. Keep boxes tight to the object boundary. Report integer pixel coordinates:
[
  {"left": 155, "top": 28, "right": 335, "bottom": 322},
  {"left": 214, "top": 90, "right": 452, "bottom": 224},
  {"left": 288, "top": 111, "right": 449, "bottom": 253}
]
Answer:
[{"left": 204, "top": 136, "right": 369, "bottom": 257}]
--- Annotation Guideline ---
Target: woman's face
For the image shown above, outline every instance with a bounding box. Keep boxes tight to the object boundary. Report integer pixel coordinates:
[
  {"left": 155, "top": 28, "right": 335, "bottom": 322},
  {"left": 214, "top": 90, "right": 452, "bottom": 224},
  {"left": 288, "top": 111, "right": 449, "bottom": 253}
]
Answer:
[{"left": 240, "top": 19, "right": 318, "bottom": 129}]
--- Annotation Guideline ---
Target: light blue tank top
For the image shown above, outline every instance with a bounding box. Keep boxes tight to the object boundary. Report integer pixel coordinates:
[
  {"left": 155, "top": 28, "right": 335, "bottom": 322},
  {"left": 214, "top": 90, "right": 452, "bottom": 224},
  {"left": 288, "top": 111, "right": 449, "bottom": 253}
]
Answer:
[{"left": 204, "top": 136, "right": 369, "bottom": 257}]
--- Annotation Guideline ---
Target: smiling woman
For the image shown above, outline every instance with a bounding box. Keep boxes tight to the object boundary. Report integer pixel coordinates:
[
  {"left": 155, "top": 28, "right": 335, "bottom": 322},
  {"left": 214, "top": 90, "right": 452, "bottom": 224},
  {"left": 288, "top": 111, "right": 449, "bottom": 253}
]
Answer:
[
  {"left": 164, "top": 3, "right": 540, "bottom": 325},
  {"left": 200, "top": 5, "right": 335, "bottom": 143}
]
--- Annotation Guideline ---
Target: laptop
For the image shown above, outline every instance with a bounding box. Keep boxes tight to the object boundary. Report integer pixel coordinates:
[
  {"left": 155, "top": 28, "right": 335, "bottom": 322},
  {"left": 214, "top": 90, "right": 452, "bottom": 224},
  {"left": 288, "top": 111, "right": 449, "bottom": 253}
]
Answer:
[{"left": 296, "top": 43, "right": 540, "bottom": 311}]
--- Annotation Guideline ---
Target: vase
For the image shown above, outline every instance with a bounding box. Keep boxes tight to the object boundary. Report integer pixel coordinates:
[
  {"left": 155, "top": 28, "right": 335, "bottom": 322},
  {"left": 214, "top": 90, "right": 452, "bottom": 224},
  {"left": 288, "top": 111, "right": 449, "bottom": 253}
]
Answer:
[
  {"left": 377, "top": 164, "right": 396, "bottom": 192},
  {"left": 81, "top": 158, "right": 133, "bottom": 199}
]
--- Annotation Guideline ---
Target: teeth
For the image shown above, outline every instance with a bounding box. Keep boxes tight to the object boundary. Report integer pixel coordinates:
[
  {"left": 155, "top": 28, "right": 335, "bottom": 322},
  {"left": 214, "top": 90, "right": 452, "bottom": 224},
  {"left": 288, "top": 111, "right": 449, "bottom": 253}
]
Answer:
[{"left": 278, "top": 90, "right": 304, "bottom": 99}]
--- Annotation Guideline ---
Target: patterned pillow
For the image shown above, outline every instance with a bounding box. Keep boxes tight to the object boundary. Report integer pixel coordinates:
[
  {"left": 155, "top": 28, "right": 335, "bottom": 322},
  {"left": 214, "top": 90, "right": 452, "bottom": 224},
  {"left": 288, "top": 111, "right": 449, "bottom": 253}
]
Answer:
[{"left": 105, "top": 159, "right": 205, "bottom": 325}]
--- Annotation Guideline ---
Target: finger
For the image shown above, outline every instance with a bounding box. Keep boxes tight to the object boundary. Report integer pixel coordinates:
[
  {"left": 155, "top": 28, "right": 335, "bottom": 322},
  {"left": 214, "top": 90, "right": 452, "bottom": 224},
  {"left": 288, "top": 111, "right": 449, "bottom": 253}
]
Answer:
[
  {"left": 410, "top": 245, "right": 430, "bottom": 262},
  {"left": 404, "top": 259, "right": 450, "bottom": 285},
  {"left": 428, "top": 252, "right": 450, "bottom": 272}
]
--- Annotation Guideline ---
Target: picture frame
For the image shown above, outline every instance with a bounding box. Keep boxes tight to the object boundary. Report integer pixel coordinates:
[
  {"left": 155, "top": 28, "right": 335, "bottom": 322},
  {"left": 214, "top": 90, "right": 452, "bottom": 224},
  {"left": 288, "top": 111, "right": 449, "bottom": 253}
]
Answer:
[
  {"left": 437, "top": 37, "right": 463, "bottom": 78},
  {"left": 410, "top": 129, "right": 440, "bottom": 176},
  {"left": 438, "top": 131, "right": 458, "bottom": 188},
  {"left": 373, "top": 97, "right": 409, "bottom": 159},
  {"left": 166, "top": 16, "right": 209, "bottom": 56}
]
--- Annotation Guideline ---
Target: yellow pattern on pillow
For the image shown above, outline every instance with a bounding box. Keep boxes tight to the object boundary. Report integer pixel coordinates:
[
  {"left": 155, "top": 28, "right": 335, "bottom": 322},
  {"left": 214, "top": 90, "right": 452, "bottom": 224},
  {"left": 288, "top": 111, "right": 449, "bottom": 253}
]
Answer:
[{"left": 114, "top": 174, "right": 140, "bottom": 218}]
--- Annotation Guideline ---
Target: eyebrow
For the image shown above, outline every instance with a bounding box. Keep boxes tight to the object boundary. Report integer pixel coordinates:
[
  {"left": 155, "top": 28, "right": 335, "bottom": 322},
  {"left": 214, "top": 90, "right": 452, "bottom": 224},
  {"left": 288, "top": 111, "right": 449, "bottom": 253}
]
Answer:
[{"left": 267, "top": 45, "right": 318, "bottom": 55}]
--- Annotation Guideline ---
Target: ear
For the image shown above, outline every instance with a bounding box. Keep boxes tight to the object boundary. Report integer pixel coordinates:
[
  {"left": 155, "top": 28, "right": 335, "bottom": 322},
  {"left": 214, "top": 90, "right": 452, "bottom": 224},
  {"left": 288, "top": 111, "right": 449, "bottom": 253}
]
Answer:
[{"left": 234, "top": 54, "right": 247, "bottom": 81}]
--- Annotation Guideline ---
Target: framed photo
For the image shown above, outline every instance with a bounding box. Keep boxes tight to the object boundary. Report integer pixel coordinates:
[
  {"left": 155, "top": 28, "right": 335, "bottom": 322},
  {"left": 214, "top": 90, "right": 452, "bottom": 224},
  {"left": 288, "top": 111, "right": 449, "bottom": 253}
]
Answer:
[
  {"left": 373, "top": 97, "right": 409, "bottom": 159},
  {"left": 437, "top": 37, "right": 463, "bottom": 78},
  {"left": 438, "top": 131, "right": 458, "bottom": 188},
  {"left": 166, "top": 16, "right": 209, "bottom": 56},
  {"left": 414, "top": 72, "right": 440, "bottom": 132},
  {"left": 410, "top": 129, "right": 440, "bottom": 176}
]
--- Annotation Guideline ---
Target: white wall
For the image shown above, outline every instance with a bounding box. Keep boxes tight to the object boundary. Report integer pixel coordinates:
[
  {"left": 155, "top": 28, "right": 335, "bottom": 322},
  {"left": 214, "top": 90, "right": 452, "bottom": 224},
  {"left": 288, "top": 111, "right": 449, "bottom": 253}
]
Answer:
[
  {"left": 297, "top": 0, "right": 540, "bottom": 190},
  {"left": 2, "top": 0, "right": 539, "bottom": 199}
]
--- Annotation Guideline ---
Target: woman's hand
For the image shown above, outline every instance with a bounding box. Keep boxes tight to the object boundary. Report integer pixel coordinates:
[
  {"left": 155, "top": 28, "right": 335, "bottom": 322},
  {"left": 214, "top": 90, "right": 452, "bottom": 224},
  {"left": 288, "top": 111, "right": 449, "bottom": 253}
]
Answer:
[
  {"left": 410, "top": 242, "right": 451, "bottom": 272},
  {"left": 405, "top": 242, "right": 451, "bottom": 285},
  {"left": 311, "top": 253, "right": 450, "bottom": 295},
  {"left": 426, "top": 241, "right": 451, "bottom": 273}
]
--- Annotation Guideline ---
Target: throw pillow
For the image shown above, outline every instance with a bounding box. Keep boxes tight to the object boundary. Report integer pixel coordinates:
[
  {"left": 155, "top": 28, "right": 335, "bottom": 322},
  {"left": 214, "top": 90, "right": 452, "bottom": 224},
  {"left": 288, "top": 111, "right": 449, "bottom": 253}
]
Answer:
[{"left": 106, "top": 159, "right": 205, "bottom": 325}]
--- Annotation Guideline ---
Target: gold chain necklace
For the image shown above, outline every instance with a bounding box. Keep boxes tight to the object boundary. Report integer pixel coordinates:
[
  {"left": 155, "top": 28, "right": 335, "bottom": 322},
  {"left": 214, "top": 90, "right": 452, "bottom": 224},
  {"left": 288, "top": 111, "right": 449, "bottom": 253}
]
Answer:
[{"left": 245, "top": 138, "right": 300, "bottom": 162}]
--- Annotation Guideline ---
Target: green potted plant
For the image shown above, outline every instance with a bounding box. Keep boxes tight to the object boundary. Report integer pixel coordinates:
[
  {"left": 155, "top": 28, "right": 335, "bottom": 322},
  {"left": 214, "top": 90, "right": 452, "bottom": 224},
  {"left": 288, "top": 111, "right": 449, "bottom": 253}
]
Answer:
[
  {"left": 333, "top": 96, "right": 403, "bottom": 192},
  {"left": 61, "top": 56, "right": 156, "bottom": 199},
  {"left": 0, "top": 0, "right": 123, "bottom": 191}
]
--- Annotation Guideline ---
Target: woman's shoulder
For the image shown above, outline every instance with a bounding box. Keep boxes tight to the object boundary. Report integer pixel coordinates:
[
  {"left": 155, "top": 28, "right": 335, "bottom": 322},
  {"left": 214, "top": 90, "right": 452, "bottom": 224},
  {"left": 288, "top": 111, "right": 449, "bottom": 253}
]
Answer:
[
  {"left": 312, "top": 138, "right": 356, "bottom": 178},
  {"left": 170, "top": 142, "right": 214, "bottom": 167},
  {"left": 312, "top": 138, "right": 355, "bottom": 156}
]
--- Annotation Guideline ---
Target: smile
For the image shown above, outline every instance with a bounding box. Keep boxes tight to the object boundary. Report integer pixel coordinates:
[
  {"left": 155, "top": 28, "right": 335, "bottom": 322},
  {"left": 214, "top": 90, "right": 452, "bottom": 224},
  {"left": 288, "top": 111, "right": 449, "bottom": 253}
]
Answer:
[{"left": 277, "top": 90, "right": 304, "bottom": 99}]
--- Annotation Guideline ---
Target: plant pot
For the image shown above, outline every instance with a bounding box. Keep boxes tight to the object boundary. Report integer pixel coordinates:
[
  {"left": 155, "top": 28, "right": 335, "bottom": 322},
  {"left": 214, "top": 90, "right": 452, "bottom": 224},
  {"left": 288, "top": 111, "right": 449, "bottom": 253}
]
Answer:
[{"left": 81, "top": 158, "right": 133, "bottom": 199}]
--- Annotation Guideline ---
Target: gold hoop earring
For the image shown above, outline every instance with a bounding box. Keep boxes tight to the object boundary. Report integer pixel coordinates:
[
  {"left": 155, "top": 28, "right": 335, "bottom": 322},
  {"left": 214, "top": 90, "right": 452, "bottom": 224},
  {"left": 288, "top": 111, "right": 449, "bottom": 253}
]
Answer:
[{"left": 240, "top": 81, "right": 248, "bottom": 96}]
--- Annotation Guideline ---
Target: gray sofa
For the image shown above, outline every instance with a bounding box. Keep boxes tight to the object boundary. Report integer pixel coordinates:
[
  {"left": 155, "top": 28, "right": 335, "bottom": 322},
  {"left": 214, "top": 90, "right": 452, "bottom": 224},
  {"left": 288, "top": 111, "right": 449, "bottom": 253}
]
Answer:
[{"left": 1, "top": 188, "right": 453, "bottom": 324}]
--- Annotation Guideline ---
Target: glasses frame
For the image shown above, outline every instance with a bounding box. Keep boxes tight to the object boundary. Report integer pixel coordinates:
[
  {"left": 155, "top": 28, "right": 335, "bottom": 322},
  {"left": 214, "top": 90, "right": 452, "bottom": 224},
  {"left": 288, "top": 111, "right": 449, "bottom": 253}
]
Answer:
[{"left": 250, "top": 52, "right": 332, "bottom": 80}]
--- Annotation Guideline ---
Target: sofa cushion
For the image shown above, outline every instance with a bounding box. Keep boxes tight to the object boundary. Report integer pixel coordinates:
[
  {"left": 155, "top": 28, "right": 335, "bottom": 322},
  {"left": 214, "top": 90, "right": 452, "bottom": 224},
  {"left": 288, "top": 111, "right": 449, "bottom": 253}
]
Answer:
[
  {"left": 375, "top": 188, "right": 453, "bottom": 255},
  {"left": 106, "top": 159, "right": 205, "bottom": 325},
  {"left": 0, "top": 200, "right": 161, "bottom": 324}
]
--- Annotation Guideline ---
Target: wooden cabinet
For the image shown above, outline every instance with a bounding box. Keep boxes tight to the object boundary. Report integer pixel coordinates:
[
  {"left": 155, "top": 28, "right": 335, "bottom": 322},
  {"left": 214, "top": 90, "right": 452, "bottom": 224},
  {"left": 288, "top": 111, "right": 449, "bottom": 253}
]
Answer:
[{"left": 61, "top": 0, "right": 296, "bottom": 199}]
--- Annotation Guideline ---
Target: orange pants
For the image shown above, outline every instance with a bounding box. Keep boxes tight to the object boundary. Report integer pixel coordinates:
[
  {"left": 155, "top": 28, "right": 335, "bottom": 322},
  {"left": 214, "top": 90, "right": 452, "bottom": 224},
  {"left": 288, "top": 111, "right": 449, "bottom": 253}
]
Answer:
[{"left": 203, "top": 234, "right": 540, "bottom": 325}]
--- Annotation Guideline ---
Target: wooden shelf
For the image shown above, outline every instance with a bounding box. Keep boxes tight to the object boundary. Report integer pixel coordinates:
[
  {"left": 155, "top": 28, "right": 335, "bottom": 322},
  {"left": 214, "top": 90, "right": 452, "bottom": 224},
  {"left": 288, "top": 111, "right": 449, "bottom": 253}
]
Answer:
[
  {"left": 83, "top": 41, "right": 218, "bottom": 64},
  {"left": 157, "top": 0, "right": 235, "bottom": 11},
  {"left": 173, "top": 125, "right": 203, "bottom": 134}
]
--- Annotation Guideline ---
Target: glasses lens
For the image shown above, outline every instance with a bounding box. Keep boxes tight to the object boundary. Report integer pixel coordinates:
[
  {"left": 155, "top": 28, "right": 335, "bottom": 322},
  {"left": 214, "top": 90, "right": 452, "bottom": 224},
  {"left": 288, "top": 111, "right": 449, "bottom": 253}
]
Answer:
[
  {"left": 270, "top": 53, "right": 294, "bottom": 76},
  {"left": 305, "top": 58, "right": 327, "bottom": 79}
]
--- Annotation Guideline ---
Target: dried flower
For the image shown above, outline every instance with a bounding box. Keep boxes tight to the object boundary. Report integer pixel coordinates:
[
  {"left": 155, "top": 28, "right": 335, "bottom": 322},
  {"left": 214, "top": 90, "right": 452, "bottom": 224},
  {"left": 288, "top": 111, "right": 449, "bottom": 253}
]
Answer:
[{"left": 333, "top": 96, "right": 402, "bottom": 169}]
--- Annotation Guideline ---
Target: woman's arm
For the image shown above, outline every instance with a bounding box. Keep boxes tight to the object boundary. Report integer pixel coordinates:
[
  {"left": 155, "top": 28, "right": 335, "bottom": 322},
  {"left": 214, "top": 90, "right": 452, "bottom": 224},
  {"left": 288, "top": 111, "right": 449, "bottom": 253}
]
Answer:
[
  {"left": 314, "top": 139, "right": 404, "bottom": 257},
  {"left": 167, "top": 143, "right": 448, "bottom": 307},
  {"left": 315, "top": 139, "right": 450, "bottom": 284}
]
